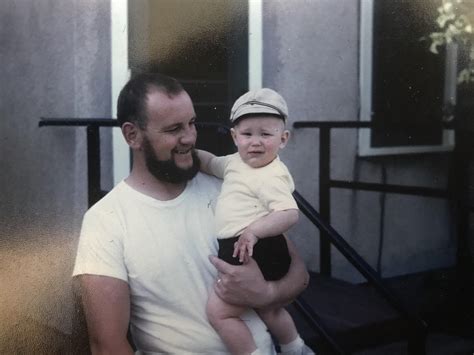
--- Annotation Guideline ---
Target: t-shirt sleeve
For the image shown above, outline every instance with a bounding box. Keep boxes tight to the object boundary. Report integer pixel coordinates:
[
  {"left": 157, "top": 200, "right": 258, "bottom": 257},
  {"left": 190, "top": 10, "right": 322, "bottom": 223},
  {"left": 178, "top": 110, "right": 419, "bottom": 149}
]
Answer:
[
  {"left": 72, "top": 208, "right": 128, "bottom": 282},
  {"left": 207, "top": 154, "right": 231, "bottom": 178},
  {"left": 255, "top": 173, "right": 298, "bottom": 212}
]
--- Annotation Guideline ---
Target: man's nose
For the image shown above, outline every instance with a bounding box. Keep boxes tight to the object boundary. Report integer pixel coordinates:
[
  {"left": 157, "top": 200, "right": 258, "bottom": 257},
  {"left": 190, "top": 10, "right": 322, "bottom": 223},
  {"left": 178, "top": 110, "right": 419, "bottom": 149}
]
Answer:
[{"left": 180, "top": 124, "right": 197, "bottom": 145}]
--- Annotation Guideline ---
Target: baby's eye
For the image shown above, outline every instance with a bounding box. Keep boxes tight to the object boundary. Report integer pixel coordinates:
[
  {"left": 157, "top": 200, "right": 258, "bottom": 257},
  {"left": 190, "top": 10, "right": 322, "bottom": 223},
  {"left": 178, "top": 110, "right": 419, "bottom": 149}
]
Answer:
[
  {"left": 262, "top": 133, "right": 272, "bottom": 137},
  {"left": 242, "top": 132, "right": 252, "bottom": 137}
]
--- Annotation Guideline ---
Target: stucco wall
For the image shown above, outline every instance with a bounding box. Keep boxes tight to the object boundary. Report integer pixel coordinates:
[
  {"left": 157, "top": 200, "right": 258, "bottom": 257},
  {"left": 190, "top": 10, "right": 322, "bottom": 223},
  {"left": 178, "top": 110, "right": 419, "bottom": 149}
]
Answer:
[
  {"left": 0, "top": 0, "right": 111, "bottom": 348},
  {"left": 0, "top": 1, "right": 461, "bottom": 351},
  {"left": 263, "top": 0, "right": 456, "bottom": 281}
]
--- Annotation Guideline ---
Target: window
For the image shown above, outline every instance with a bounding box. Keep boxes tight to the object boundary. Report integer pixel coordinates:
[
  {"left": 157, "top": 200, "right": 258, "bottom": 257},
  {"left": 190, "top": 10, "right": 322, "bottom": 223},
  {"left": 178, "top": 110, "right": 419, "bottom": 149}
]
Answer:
[{"left": 359, "top": 0, "right": 455, "bottom": 156}]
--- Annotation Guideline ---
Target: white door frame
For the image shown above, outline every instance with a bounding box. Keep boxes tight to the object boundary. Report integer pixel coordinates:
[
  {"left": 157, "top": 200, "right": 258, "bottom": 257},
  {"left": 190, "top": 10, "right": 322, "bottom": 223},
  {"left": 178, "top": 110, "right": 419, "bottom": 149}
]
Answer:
[
  {"left": 111, "top": 0, "right": 130, "bottom": 184},
  {"left": 249, "top": 0, "right": 263, "bottom": 90},
  {"left": 110, "top": 0, "right": 262, "bottom": 183}
]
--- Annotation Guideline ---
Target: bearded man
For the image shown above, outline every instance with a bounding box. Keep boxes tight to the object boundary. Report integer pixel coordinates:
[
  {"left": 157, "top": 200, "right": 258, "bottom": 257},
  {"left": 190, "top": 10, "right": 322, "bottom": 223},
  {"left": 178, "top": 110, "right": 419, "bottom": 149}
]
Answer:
[{"left": 73, "top": 73, "right": 309, "bottom": 354}]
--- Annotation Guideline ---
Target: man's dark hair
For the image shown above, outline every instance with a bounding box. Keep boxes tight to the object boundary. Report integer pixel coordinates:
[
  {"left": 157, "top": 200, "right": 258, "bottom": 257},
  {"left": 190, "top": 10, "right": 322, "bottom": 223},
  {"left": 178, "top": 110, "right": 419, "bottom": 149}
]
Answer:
[{"left": 117, "top": 73, "right": 184, "bottom": 129}]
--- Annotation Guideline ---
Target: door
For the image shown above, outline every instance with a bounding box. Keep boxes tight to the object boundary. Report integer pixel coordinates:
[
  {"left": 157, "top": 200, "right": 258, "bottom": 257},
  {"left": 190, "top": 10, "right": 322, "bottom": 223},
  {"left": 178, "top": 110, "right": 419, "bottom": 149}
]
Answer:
[{"left": 128, "top": 0, "right": 249, "bottom": 155}]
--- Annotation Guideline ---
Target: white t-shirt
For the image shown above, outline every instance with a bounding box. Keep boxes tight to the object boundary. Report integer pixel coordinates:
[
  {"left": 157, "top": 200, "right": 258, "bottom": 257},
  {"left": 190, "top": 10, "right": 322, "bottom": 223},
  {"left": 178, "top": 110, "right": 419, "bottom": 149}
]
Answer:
[
  {"left": 73, "top": 173, "right": 275, "bottom": 354},
  {"left": 209, "top": 153, "right": 298, "bottom": 239}
]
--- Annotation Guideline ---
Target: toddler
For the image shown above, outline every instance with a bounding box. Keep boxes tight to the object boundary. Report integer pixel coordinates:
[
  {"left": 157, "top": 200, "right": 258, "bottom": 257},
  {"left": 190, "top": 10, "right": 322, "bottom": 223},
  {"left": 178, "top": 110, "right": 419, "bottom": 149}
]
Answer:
[{"left": 198, "top": 88, "right": 306, "bottom": 355}]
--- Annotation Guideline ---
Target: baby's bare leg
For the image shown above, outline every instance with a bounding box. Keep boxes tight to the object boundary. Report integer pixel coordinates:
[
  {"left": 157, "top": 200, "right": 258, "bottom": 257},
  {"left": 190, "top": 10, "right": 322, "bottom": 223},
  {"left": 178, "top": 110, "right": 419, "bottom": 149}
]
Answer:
[
  {"left": 257, "top": 307, "right": 298, "bottom": 345},
  {"left": 207, "top": 289, "right": 257, "bottom": 354}
]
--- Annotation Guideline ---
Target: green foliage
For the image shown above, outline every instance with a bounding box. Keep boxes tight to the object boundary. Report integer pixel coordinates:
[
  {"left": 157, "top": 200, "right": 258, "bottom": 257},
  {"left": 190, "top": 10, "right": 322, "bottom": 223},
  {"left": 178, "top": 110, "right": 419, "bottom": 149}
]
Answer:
[{"left": 427, "top": 0, "right": 474, "bottom": 84}]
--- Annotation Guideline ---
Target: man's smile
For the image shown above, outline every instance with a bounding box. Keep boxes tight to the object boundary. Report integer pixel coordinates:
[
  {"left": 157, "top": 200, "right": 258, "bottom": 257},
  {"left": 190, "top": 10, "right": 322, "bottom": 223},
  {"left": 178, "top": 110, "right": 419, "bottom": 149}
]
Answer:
[{"left": 173, "top": 147, "right": 193, "bottom": 155}]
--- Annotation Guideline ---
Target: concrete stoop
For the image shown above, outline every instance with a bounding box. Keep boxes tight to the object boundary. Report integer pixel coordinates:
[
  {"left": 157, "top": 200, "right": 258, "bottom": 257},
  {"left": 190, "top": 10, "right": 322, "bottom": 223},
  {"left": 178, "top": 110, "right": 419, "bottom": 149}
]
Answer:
[{"left": 288, "top": 269, "right": 473, "bottom": 354}]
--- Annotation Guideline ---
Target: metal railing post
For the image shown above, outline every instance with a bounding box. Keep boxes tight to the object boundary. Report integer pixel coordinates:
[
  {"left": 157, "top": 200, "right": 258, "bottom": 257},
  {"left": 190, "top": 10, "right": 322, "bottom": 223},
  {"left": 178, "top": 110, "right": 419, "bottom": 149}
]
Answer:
[
  {"left": 319, "top": 126, "right": 331, "bottom": 276},
  {"left": 86, "top": 125, "right": 102, "bottom": 207}
]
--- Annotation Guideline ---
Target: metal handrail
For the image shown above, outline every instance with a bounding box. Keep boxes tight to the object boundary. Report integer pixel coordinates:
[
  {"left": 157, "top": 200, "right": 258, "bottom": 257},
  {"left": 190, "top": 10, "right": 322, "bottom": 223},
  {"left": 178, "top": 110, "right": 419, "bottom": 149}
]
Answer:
[
  {"left": 293, "top": 190, "right": 428, "bottom": 333},
  {"left": 39, "top": 118, "right": 231, "bottom": 206},
  {"left": 39, "top": 118, "right": 228, "bottom": 129},
  {"left": 293, "top": 120, "right": 452, "bottom": 276},
  {"left": 291, "top": 119, "right": 459, "bottom": 354},
  {"left": 39, "top": 118, "right": 119, "bottom": 127}
]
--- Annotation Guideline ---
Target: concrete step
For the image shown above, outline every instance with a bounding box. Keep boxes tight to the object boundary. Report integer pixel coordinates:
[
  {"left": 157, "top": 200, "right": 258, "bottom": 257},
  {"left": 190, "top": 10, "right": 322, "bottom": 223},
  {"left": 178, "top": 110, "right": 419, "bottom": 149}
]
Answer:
[
  {"left": 288, "top": 269, "right": 470, "bottom": 354},
  {"left": 353, "top": 333, "right": 474, "bottom": 355}
]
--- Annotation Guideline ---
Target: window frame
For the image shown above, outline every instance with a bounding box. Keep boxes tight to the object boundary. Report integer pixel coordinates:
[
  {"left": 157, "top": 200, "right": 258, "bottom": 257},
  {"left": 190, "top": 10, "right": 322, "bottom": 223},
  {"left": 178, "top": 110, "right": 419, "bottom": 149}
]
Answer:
[{"left": 358, "top": 0, "right": 455, "bottom": 157}]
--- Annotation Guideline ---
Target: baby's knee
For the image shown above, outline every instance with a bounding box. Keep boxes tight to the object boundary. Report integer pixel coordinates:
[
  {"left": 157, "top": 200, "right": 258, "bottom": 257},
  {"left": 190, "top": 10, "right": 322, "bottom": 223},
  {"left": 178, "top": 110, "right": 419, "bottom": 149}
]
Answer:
[
  {"left": 206, "top": 302, "right": 221, "bottom": 327},
  {"left": 206, "top": 297, "right": 245, "bottom": 330}
]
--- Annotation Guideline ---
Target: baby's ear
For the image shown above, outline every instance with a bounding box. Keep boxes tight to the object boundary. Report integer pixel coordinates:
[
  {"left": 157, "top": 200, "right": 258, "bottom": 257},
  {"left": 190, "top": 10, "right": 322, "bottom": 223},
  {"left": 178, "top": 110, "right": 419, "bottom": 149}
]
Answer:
[
  {"left": 280, "top": 130, "right": 290, "bottom": 148},
  {"left": 230, "top": 128, "right": 238, "bottom": 146}
]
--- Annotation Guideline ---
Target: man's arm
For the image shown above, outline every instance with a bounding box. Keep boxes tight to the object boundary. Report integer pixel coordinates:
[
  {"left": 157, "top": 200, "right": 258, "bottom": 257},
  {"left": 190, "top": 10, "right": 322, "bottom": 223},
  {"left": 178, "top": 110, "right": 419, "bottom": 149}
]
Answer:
[
  {"left": 196, "top": 149, "right": 217, "bottom": 175},
  {"left": 210, "top": 236, "right": 309, "bottom": 309},
  {"left": 77, "top": 275, "right": 134, "bottom": 355}
]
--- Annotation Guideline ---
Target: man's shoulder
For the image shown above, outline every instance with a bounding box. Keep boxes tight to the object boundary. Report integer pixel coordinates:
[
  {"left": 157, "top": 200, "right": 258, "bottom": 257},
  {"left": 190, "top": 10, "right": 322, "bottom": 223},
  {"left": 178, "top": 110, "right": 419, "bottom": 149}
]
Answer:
[
  {"left": 185, "top": 173, "right": 222, "bottom": 211},
  {"left": 191, "top": 172, "right": 222, "bottom": 191},
  {"left": 84, "top": 181, "right": 127, "bottom": 218}
]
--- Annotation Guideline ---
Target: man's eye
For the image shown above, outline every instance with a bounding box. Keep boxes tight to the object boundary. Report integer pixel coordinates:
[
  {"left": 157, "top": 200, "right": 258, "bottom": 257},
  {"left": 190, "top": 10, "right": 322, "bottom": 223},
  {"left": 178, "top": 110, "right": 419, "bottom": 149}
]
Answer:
[{"left": 166, "top": 126, "right": 181, "bottom": 133}]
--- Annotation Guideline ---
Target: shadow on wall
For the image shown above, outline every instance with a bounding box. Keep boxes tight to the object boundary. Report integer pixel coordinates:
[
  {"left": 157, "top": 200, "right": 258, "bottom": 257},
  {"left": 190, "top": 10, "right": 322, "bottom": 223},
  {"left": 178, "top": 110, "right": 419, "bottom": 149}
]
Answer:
[{"left": 0, "top": 232, "right": 85, "bottom": 354}]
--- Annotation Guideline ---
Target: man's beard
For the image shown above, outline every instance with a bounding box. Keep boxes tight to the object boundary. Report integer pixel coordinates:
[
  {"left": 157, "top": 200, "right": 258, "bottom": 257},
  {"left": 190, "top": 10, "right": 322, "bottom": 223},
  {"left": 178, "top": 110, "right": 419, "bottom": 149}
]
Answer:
[{"left": 142, "top": 137, "right": 200, "bottom": 184}]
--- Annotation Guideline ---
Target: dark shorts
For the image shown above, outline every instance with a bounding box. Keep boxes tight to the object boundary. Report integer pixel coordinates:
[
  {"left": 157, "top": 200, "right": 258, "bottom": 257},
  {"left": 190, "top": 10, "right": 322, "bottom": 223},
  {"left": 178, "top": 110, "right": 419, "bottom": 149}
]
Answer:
[{"left": 218, "top": 234, "right": 291, "bottom": 281}]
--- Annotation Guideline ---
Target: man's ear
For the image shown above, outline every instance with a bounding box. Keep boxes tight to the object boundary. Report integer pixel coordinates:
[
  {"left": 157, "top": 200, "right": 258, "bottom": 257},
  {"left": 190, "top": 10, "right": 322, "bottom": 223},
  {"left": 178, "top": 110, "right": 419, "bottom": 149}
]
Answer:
[
  {"left": 122, "top": 122, "right": 142, "bottom": 149},
  {"left": 280, "top": 130, "right": 290, "bottom": 149}
]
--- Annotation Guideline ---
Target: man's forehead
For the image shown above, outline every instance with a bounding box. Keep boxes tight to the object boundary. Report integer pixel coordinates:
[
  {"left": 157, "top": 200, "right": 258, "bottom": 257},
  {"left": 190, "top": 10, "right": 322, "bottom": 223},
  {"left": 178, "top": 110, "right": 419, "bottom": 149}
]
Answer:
[
  {"left": 145, "top": 90, "right": 195, "bottom": 122},
  {"left": 146, "top": 89, "right": 188, "bottom": 107}
]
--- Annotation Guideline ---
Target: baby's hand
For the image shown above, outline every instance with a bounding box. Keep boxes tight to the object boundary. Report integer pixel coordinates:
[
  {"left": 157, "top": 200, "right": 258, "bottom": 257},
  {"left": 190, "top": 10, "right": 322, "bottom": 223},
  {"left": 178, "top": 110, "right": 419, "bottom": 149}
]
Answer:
[{"left": 233, "top": 229, "right": 259, "bottom": 263}]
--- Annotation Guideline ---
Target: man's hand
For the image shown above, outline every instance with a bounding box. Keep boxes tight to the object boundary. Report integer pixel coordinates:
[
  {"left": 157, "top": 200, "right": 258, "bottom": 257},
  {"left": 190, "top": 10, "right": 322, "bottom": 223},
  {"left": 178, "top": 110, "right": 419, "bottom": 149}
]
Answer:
[
  {"left": 209, "top": 255, "right": 276, "bottom": 309},
  {"left": 233, "top": 229, "right": 259, "bottom": 263},
  {"left": 210, "top": 237, "right": 309, "bottom": 311}
]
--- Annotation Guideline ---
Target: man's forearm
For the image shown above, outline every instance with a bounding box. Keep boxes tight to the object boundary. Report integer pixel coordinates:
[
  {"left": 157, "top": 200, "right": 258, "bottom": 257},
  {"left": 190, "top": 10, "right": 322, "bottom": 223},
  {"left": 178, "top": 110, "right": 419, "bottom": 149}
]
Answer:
[
  {"left": 90, "top": 338, "right": 134, "bottom": 355},
  {"left": 263, "top": 236, "right": 309, "bottom": 309}
]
